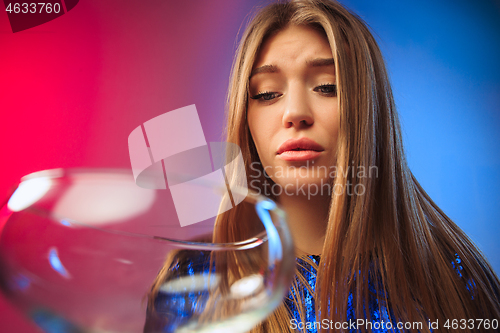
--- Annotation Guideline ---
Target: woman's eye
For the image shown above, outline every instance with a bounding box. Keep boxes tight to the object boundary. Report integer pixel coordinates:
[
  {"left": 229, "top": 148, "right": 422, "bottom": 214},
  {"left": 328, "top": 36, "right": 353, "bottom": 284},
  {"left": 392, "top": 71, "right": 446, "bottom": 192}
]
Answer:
[
  {"left": 250, "top": 91, "right": 281, "bottom": 101},
  {"left": 314, "top": 84, "right": 337, "bottom": 96}
]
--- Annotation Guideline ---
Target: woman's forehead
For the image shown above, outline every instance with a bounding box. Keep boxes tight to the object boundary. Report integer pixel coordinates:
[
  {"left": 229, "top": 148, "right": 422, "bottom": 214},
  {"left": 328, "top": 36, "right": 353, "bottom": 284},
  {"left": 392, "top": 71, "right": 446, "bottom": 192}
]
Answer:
[
  {"left": 251, "top": 25, "right": 334, "bottom": 77},
  {"left": 253, "top": 25, "right": 332, "bottom": 67}
]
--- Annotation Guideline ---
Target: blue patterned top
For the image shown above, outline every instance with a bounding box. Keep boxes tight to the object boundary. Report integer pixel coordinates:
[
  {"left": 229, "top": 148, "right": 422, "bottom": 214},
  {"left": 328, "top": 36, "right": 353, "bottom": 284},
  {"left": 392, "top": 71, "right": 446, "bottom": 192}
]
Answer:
[
  {"left": 285, "top": 255, "right": 398, "bottom": 333},
  {"left": 284, "top": 254, "right": 475, "bottom": 333}
]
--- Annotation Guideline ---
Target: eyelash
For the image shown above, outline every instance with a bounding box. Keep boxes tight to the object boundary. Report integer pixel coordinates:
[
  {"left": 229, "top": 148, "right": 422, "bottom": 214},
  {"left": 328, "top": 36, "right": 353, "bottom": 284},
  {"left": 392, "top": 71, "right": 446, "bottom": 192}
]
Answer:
[
  {"left": 250, "top": 91, "right": 280, "bottom": 101},
  {"left": 314, "top": 83, "right": 337, "bottom": 96},
  {"left": 250, "top": 84, "right": 337, "bottom": 101}
]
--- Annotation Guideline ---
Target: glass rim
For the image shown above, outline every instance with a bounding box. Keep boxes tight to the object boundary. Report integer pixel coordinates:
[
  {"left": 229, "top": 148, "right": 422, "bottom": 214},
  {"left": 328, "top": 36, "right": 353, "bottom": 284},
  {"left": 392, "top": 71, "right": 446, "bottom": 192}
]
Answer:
[{"left": 2, "top": 168, "right": 292, "bottom": 252}]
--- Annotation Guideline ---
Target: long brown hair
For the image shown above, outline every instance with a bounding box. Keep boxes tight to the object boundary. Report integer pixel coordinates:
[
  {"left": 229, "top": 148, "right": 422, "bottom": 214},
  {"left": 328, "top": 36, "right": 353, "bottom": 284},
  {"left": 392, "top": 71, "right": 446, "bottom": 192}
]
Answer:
[{"left": 214, "top": 0, "right": 500, "bottom": 332}]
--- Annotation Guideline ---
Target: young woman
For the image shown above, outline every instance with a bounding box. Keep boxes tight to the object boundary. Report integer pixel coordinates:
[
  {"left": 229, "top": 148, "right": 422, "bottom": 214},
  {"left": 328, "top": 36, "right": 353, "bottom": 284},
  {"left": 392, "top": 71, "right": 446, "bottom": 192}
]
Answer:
[{"left": 147, "top": 0, "right": 500, "bottom": 331}]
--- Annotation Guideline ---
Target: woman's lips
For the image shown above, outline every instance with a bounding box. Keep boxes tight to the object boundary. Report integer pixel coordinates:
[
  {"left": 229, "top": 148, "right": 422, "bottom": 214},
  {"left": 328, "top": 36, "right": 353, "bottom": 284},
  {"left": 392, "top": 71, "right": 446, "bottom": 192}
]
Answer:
[
  {"left": 277, "top": 137, "right": 324, "bottom": 161},
  {"left": 278, "top": 150, "right": 322, "bottom": 161}
]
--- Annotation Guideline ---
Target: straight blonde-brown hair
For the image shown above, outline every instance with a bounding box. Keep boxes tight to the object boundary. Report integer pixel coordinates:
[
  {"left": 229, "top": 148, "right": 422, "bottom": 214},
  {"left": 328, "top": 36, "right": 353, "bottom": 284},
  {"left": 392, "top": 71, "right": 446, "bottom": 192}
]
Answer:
[{"left": 214, "top": 0, "right": 500, "bottom": 332}]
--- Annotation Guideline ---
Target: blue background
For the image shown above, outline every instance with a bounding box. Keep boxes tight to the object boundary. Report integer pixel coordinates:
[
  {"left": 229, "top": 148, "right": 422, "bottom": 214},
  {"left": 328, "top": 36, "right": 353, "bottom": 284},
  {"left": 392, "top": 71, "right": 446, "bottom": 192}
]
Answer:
[{"left": 342, "top": 0, "right": 500, "bottom": 271}]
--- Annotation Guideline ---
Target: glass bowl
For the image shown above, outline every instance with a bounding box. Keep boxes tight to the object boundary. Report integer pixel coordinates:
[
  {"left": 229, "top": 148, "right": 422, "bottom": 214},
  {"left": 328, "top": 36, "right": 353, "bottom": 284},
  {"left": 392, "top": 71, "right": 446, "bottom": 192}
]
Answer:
[{"left": 0, "top": 168, "right": 295, "bottom": 333}]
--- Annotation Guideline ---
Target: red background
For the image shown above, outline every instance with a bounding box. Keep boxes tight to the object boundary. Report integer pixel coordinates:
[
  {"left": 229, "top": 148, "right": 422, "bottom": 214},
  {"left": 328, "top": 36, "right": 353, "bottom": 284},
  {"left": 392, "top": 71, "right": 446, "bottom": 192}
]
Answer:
[{"left": 0, "top": 1, "right": 261, "bottom": 331}]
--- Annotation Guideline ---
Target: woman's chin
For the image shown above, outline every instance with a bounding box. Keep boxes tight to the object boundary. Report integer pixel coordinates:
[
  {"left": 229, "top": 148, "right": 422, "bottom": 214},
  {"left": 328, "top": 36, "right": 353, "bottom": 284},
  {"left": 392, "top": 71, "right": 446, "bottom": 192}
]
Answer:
[{"left": 267, "top": 177, "right": 333, "bottom": 198}]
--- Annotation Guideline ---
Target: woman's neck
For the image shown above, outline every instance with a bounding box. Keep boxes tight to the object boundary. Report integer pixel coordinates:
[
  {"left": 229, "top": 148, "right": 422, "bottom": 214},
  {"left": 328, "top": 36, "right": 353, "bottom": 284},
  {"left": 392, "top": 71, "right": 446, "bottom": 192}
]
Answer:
[{"left": 277, "top": 193, "right": 331, "bottom": 256}]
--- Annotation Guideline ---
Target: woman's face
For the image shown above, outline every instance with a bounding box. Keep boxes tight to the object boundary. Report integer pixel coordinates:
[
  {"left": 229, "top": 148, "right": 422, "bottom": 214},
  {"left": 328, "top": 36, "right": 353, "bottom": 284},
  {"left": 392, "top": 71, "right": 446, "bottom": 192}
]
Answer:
[{"left": 247, "top": 24, "right": 339, "bottom": 195}]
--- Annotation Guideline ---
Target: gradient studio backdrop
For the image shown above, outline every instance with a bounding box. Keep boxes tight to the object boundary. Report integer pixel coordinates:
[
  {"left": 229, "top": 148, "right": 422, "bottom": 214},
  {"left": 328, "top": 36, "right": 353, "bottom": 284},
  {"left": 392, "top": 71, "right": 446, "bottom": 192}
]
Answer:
[{"left": 0, "top": 0, "right": 499, "bottom": 331}]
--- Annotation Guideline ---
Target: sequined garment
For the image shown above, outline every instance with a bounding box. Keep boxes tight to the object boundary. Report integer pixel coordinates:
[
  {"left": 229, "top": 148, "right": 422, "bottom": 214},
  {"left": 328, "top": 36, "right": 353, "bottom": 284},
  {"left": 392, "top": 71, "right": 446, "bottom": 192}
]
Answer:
[
  {"left": 284, "top": 254, "right": 472, "bottom": 333},
  {"left": 144, "top": 251, "right": 213, "bottom": 333},
  {"left": 285, "top": 255, "right": 398, "bottom": 333}
]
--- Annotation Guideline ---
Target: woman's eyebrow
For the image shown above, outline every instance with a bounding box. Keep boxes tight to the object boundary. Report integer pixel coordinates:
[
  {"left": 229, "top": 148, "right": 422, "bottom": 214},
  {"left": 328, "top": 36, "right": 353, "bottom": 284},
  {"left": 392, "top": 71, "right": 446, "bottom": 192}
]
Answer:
[
  {"left": 306, "top": 57, "right": 335, "bottom": 67},
  {"left": 250, "top": 64, "right": 279, "bottom": 78},
  {"left": 249, "top": 58, "right": 335, "bottom": 78}
]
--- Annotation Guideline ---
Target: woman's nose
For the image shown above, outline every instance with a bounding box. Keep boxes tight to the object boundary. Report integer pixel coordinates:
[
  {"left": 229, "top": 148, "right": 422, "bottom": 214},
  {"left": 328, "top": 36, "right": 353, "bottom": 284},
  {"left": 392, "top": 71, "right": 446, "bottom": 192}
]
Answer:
[{"left": 282, "top": 84, "right": 314, "bottom": 128}]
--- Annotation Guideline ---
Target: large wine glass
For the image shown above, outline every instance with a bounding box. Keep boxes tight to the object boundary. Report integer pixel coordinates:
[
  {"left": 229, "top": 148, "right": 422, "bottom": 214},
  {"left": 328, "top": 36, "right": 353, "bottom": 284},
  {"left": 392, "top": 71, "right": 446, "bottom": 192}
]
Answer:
[{"left": 0, "top": 168, "right": 295, "bottom": 333}]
